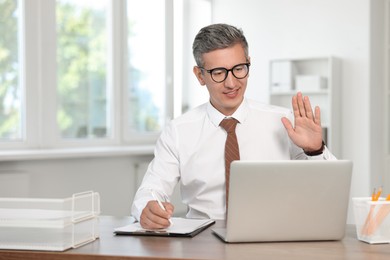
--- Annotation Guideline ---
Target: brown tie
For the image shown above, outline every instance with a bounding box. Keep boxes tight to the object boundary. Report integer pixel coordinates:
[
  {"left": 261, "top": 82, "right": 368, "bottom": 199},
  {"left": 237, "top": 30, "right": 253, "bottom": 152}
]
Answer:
[{"left": 220, "top": 118, "right": 240, "bottom": 210}]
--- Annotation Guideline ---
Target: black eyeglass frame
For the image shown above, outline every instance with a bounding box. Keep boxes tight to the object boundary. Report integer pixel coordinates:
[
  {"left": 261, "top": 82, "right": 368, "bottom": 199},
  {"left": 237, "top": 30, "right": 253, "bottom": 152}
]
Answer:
[{"left": 198, "top": 62, "right": 251, "bottom": 83}]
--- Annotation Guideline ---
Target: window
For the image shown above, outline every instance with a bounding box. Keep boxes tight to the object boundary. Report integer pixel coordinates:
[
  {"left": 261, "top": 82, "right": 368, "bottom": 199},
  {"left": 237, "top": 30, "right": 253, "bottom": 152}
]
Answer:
[
  {"left": 0, "top": 0, "right": 22, "bottom": 141},
  {"left": 56, "top": 0, "right": 110, "bottom": 140},
  {"left": 0, "top": 0, "right": 213, "bottom": 150},
  {"left": 126, "top": 0, "right": 166, "bottom": 134}
]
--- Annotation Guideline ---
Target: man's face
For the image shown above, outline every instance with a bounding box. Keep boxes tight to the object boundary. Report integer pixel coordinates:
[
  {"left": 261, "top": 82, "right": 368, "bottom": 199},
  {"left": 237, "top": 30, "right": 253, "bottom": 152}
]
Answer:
[{"left": 193, "top": 43, "right": 249, "bottom": 116}]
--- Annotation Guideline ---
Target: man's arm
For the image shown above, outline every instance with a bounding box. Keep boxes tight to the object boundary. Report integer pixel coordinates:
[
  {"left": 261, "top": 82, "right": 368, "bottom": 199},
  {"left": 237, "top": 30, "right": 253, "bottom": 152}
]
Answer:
[{"left": 131, "top": 122, "right": 180, "bottom": 229}]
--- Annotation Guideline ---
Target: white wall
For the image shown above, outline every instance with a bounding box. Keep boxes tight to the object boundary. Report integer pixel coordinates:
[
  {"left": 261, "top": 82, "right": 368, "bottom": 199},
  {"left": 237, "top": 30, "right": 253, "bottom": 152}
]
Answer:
[
  {"left": 0, "top": 154, "right": 189, "bottom": 217},
  {"left": 212, "top": 0, "right": 385, "bottom": 223},
  {"left": 369, "top": 0, "right": 386, "bottom": 191},
  {"left": 0, "top": 156, "right": 150, "bottom": 216}
]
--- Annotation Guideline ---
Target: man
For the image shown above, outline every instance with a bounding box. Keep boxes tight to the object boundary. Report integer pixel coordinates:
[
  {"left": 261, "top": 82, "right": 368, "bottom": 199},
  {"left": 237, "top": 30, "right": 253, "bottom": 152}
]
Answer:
[{"left": 131, "top": 23, "right": 336, "bottom": 229}]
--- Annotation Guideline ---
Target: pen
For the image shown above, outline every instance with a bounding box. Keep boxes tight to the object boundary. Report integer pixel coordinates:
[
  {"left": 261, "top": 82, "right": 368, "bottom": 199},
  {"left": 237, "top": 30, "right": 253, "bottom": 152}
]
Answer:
[
  {"left": 373, "top": 187, "right": 382, "bottom": 201},
  {"left": 371, "top": 187, "right": 382, "bottom": 201},
  {"left": 368, "top": 191, "right": 390, "bottom": 235},
  {"left": 362, "top": 187, "right": 382, "bottom": 236},
  {"left": 151, "top": 190, "right": 173, "bottom": 225}
]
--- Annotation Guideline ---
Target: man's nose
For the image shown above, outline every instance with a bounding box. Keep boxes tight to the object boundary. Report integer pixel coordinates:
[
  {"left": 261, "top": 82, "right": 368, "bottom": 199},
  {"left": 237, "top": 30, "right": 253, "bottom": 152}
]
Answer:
[{"left": 224, "top": 71, "right": 236, "bottom": 87}]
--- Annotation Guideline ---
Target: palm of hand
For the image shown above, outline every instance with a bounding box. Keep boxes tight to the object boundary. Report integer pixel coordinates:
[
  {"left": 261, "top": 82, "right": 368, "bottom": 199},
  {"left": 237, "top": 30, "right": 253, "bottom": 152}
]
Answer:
[
  {"left": 290, "top": 115, "right": 323, "bottom": 151},
  {"left": 281, "top": 92, "right": 323, "bottom": 152}
]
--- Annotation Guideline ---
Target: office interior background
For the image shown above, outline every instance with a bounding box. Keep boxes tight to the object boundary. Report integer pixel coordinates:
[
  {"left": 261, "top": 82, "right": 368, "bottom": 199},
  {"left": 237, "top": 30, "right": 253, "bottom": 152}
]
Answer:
[{"left": 0, "top": 0, "right": 387, "bottom": 224}]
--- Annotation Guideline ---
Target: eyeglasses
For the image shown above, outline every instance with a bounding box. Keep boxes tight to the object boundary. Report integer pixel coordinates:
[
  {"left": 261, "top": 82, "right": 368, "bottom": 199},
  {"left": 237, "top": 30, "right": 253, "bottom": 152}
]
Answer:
[{"left": 199, "top": 63, "right": 250, "bottom": 83}]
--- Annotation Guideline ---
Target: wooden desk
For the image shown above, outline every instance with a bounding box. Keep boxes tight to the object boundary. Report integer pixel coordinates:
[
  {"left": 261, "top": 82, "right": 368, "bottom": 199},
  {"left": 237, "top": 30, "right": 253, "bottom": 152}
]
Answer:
[{"left": 0, "top": 216, "right": 389, "bottom": 260}]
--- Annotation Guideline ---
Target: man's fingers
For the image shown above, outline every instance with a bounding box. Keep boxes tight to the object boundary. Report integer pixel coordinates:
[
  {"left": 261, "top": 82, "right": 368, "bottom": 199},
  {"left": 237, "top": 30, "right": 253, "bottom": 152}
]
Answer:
[
  {"left": 163, "top": 202, "right": 174, "bottom": 215},
  {"left": 140, "top": 211, "right": 167, "bottom": 229},
  {"left": 314, "top": 106, "right": 321, "bottom": 125},
  {"left": 292, "top": 95, "right": 300, "bottom": 118},
  {"left": 303, "top": 96, "right": 314, "bottom": 120},
  {"left": 296, "top": 92, "right": 306, "bottom": 117},
  {"left": 281, "top": 117, "right": 294, "bottom": 137},
  {"left": 140, "top": 201, "right": 173, "bottom": 229}
]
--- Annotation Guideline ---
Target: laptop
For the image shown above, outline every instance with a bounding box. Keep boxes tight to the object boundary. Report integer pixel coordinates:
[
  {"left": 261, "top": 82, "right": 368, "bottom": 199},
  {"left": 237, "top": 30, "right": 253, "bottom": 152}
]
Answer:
[{"left": 212, "top": 160, "right": 353, "bottom": 243}]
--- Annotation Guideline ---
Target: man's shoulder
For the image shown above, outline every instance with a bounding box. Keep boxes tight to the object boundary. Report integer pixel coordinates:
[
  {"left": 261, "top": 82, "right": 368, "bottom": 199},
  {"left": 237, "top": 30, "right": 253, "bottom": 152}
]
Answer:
[
  {"left": 171, "top": 102, "right": 208, "bottom": 125},
  {"left": 246, "top": 99, "right": 291, "bottom": 116}
]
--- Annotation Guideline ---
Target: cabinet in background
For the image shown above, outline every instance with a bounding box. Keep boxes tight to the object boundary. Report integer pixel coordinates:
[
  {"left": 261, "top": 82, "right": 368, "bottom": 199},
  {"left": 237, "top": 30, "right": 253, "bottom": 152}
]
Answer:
[{"left": 269, "top": 57, "right": 341, "bottom": 156}]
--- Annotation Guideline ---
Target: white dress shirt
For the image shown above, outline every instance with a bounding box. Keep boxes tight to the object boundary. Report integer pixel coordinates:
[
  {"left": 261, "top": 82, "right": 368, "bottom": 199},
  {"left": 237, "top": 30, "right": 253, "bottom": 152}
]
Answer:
[{"left": 131, "top": 98, "right": 336, "bottom": 221}]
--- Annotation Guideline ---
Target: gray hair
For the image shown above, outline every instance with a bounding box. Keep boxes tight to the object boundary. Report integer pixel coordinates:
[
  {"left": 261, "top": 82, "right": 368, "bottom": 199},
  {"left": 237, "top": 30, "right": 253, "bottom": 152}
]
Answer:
[{"left": 192, "top": 23, "right": 249, "bottom": 67}]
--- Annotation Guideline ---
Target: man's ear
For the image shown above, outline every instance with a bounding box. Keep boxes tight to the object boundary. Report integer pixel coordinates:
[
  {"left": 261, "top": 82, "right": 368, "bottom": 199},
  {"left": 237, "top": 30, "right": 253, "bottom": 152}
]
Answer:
[
  {"left": 193, "top": 66, "right": 206, "bottom": 86},
  {"left": 247, "top": 56, "right": 251, "bottom": 78}
]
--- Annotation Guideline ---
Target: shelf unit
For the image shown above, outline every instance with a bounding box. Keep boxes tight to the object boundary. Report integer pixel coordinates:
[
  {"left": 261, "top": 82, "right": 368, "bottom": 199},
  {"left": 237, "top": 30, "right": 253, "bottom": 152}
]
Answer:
[{"left": 269, "top": 57, "right": 341, "bottom": 157}]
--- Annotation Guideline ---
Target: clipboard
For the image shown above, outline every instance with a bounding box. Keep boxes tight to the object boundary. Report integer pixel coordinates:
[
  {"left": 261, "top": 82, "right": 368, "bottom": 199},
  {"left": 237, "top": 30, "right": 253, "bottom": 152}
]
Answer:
[{"left": 114, "top": 217, "right": 215, "bottom": 237}]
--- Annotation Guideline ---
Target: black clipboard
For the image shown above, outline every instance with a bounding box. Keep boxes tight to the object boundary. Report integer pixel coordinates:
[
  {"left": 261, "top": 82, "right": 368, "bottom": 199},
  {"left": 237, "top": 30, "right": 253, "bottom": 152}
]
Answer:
[{"left": 114, "top": 218, "right": 215, "bottom": 237}]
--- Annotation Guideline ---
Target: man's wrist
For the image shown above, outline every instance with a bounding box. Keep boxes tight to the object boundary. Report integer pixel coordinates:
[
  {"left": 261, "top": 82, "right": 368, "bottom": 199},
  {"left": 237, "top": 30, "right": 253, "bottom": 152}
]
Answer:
[{"left": 304, "top": 141, "right": 325, "bottom": 156}]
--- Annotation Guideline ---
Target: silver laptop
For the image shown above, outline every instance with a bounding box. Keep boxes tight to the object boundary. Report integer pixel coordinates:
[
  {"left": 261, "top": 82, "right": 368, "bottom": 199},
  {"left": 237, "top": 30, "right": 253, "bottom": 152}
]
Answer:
[{"left": 212, "top": 160, "right": 353, "bottom": 243}]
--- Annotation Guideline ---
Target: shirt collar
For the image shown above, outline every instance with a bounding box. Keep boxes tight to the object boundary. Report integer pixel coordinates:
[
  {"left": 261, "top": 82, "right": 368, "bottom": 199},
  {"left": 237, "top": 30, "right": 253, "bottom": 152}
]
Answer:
[{"left": 207, "top": 98, "right": 249, "bottom": 127}]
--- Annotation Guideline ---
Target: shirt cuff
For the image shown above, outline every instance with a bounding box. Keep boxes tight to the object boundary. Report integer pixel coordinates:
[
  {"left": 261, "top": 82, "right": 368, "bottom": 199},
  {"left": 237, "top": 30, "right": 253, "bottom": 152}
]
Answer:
[
  {"left": 307, "top": 145, "right": 337, "bottom": 160},
  {"left": 131, "top": 191, "right": 154, "bottom": 222}
]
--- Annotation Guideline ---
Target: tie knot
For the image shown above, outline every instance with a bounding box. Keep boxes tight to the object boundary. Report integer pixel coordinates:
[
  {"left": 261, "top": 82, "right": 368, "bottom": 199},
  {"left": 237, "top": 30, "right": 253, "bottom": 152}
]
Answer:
[{"left": 220, "top": 118, "right": 238, "bottom": 133}]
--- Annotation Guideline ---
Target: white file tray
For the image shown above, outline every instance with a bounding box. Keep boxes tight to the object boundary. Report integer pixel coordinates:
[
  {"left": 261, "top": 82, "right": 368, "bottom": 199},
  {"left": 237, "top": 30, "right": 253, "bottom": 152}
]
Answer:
[{"left": 0, "top": 191, "right": 100, "bottom": 251}]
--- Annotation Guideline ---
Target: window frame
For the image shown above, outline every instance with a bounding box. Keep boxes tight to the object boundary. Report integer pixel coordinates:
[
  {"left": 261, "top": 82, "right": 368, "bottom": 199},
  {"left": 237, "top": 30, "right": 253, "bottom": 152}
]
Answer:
[{"left": 0, "top": 0, "right": 176, "bottom": 150}]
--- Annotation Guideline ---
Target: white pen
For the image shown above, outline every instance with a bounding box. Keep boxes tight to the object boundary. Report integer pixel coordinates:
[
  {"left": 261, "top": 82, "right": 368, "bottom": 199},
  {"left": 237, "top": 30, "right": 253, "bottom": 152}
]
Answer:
[{"left": 151, "top": 190, "right": 173, "bottom": 225}]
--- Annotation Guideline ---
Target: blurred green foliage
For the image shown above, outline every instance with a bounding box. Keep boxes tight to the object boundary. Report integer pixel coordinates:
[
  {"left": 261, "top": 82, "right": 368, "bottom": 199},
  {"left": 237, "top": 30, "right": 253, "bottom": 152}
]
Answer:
[{"left": 0, "top": 0, "right": 20, "bottom": 139}]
